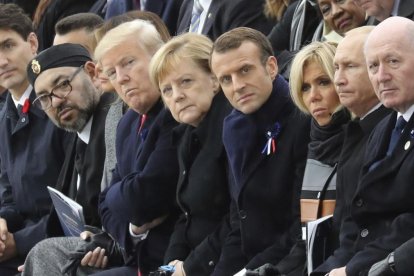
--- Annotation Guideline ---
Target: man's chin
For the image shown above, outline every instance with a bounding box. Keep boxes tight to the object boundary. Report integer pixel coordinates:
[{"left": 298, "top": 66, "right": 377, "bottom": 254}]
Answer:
[{"left": 50, "top": 117, "right": 87, "bottom": 133}]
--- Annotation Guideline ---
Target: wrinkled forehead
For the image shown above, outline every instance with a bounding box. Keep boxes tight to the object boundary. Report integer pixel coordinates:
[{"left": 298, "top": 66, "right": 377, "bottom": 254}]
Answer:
[
  {"left": 211, "top": 42, "right": 261, "bottom": 73},
  {"left": 335, "top": 34, "right": 366, "bottom": 62},
  {"left": 100, "top": 41, "right": 147, "bottom": 70}
]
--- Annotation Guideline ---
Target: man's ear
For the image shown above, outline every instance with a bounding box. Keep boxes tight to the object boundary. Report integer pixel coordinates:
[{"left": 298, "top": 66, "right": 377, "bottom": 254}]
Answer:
[
  {"left": 266, "top": 56, "right": 278, "bottom": 80},
  {"left": 84, "top": 61, "right": 96, "bottom": 79},
  {"left": 27, "top": 32, "right": 38, "bottom": 55}
]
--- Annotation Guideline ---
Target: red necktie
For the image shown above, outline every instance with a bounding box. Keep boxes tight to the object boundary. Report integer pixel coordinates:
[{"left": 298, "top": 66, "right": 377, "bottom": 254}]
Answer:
[{"left": 138, "top": 114, "right": 147, "bottom": 133}]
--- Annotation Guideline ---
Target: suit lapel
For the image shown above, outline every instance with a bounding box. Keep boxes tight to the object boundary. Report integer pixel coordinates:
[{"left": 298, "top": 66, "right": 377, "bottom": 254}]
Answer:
[
  {"left": 363, "top": 112, "right": 414, "bottom": 184},
  {"left": 177, "top": 0, "right": 192, "bottom": 34},
  {"left": 202, "top": 1, "right": 219, "bottom": 35}
]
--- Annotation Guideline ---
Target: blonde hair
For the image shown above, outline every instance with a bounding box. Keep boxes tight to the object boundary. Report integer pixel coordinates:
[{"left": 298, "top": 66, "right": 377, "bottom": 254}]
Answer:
[
  {"left": 149, "top": 33, "right": 213, "bottom": 91},
  {"left": 94, "top": 19, "right": 164, "bottom": 62},
  {"left": 289, "top": 41, "right": 337, "bottom": 114}
]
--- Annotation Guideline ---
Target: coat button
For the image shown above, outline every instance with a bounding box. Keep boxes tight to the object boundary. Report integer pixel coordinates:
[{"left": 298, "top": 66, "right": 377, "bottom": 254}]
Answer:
[
  {"left": 21, "top": 118, "right": 26, "bottom": 123},
  {"left": 184, "top": 212, "right": 188, "bottom": 218},
  {"left": 361, "top": 229, "right": 369, "bottom": 238},
  {"left": 355, "top": 198, "right": 363, "bottom": 207},
  {"left": 182, "top": 170, "right": 186, "bottom": 175},
  {"left": 239, "top": 210, "right": 247, "bottom": 219},
  {"left": 208, "top": 261, "right": 215, "bottom": 266}
]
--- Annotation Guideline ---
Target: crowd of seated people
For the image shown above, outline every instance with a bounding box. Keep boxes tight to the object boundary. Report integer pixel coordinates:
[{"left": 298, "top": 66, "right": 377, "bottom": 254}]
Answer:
[{"left": 0, "top": 1, "right": 414, "bottom": 276}]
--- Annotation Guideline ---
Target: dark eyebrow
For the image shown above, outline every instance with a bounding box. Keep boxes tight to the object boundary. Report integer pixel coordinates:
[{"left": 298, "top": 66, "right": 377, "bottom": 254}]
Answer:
[
  {"left": 51, "top": 74, "right": 68, "bottom": 87},
  {"left": 38, "top": 74, "right": 68, "bottom": 95},
  {"left": 0, "top": 38, "right": 13, "bottom": 48}
]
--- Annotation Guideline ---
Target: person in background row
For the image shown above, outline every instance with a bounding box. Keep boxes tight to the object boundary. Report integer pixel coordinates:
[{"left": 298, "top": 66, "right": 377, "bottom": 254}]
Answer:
[
  {"left": 149, "top": 32, "right": 232, "bottom": 276},
  {"left": 315, "top": 0, "right": 367, "bottom": 38},
  {"left": 89, "top": 0, "right": 183, "bottom": 35},
  {"left": 53, "top": 12, "right": 104, "bottom": 57},
  {"left": 264, "top": 0, "right": 295, "bottom": 23},
  {"left": 209, "top": 27, "right": 310, "bottom": 276},
  {"left": 353, "top": 0, "right": 414, "bottom": 22},
  {"left": 176, "top": 0, "right": 273, "bottom": 40},
  {"left": 33, "top": 0, "right": 96, "bottom": 51},
  {"left": 0, "top": 4, "right": 71, "bottom": 275},
  {"left": 0, "top": 0, "right": 39, "bottom": 17}
]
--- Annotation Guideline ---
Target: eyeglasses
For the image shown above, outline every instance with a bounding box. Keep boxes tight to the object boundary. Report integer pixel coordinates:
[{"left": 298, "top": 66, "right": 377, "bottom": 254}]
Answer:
[{"left": 33, "top": 65, "right": 84, "bottom": 110}]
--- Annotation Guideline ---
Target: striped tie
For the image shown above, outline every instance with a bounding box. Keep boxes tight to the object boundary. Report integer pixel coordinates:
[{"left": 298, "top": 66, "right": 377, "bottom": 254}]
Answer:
[{"left": 189, "top": 0, "right": 203, "bottom": 33}]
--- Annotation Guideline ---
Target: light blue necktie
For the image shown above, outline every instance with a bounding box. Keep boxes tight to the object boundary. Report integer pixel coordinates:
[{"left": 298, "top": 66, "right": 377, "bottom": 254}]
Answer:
[{"left": 189, "top": 0, "right": 203, "bottom": 33}]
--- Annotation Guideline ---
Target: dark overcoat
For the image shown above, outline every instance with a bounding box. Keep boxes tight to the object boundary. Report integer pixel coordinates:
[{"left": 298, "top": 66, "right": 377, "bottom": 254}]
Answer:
[
  {"left": 212, "top": 75, "right": 310, "bottom": 275},
  {"left": 0, "top": 90, "right": 70, "bottom": 255},
  {"left": 313, "top": 106, "right": 391, "bottom": 275},
  {"left": 164, "top": 92, "right": 232, "bottom": 275}
]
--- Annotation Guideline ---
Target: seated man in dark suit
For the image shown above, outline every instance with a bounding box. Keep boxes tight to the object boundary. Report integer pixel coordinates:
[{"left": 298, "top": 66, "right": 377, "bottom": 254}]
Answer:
[
  {"left": 25, "top": 43, "right": 114, "bottom": 233},
  {"left": 209, "top": 27, "right": 310, "bottom": 275},
  {"left": 326, "top": 16, "right": 414, "bottom": 276}
]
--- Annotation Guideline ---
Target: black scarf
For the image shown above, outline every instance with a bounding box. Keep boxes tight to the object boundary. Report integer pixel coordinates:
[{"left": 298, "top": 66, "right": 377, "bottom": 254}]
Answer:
[{"left": 307, "top": 108, "right": 351, "bottom": 165}]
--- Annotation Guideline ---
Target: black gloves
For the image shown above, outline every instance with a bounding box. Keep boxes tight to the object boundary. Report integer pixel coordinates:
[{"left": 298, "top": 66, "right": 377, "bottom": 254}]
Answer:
[
  {"left": 368, "top": 253, "right": 397, "bottom": 276},
  {"left": 61, "top": 231, "right": 126, "bottom": 276}
]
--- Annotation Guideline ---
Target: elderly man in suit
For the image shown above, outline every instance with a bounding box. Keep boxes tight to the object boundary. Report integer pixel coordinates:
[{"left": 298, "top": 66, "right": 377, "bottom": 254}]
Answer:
[
  {"left": 326, "top": 16, "right": 414, "bottom": 276},
  {"left": 354, "top": 0, "right": 414, "bottom": 22},
  {"left": 210, "top": 27, "right": 310, "bottom": 276}
]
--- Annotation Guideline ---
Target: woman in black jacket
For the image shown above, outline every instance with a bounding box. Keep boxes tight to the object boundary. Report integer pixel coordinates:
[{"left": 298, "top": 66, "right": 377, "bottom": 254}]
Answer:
[
  {"left": 247, "top": 41, "right": 351, "bottom": 276},
  {"left": 149, "top": 33, "right": 232, "bottom": 276}
]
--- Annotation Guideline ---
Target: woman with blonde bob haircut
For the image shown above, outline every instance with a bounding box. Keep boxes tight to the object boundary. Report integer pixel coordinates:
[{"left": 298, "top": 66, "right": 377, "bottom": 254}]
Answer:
[
  {"left": 289, "top": 41, "right": 337, "bottom": 116},
  {"left": 149, "top": 33, "right": 232, "bottom": 276},
  {"left": 247, "top": 41, "right": 351, "bottom": 276}
]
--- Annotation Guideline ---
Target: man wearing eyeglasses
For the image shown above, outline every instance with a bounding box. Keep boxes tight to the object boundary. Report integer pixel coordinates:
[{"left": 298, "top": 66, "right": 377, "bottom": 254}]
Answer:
[
  {"left": 0, "top": 4, "right": 72, "bottom": 275},
  {"left": 26, "top": 43, "right": 116, "bottom": 234}
]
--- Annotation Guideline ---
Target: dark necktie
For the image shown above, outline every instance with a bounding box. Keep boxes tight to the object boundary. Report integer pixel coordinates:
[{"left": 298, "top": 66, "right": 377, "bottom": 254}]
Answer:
[
  {"left": 16, "top": 104, "right": 23, "bottom": 115},
  {"left": 387, "top": 116, "right": 407, "bottom": 156},
  {"left": 74, "top": 138, "right": 87, "bottom": 179}
]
